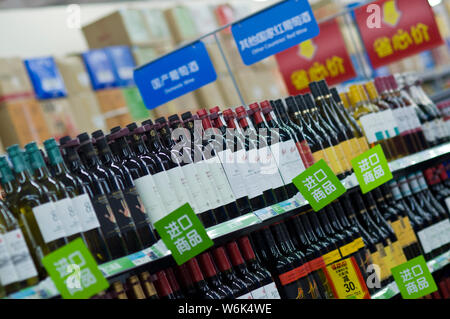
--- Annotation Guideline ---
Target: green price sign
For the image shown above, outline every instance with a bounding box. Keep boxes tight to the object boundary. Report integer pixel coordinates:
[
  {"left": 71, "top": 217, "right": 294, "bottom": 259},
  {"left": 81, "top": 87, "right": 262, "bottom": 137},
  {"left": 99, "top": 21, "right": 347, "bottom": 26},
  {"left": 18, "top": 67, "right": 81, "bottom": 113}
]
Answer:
[
  {"left": 42, "top": 238, "right": 109, "bottom": 299},
  {"left": 391, "top": 255, "right": 437, "bottom": 299},
  {"left": 154, "top": 203, "right": 214, "bottom": 265},
  {"left": 351, "top": 144, "right": 393, "bottom": 194},
  {"left": 292, "top": 159, "right": 346, "bottom": 212}
]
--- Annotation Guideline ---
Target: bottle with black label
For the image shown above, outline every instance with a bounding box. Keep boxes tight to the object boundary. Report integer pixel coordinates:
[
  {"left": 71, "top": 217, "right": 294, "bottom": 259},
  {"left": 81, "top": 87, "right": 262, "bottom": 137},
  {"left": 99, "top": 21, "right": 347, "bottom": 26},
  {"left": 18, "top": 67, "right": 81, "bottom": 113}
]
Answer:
[
  {"left": 59, "top": 136, "right": 126, "bottom": 259},
  {"left": 77, "top": 133, "right": 142, "bottom": 255},
  {"left": 198, "top": 251, "right": 234, "bottom": 298},
  {"left": 186, "top": 257, "right": 222, "bottom": 299}
]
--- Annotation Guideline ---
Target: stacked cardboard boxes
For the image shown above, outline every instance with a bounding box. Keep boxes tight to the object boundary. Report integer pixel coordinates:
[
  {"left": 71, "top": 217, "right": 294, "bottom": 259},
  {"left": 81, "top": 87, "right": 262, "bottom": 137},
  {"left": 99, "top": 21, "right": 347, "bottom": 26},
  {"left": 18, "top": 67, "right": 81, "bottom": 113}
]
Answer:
[{"left": 0, "top": 58, "right": 51, "bottom": 147}]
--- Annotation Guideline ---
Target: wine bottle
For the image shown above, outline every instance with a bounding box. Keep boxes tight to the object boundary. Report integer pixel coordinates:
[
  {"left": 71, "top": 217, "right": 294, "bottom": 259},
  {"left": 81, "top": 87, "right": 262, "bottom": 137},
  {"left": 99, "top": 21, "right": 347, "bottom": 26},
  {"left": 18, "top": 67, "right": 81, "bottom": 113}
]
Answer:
[
  {"left": 186, "top": 257, "right": 222, "bottom": 299},
  {"left": 94, "top": 129, "right": 158, "bottom": 247},
  {"left": 25, "top": 142, "right": 81, "bottom": 243},
  {"left": 198, "top": 251, "right": 234, "bottom": 298},
  {"left": 165, "top": 267, "right": 185, "bottom": 299},
  {"left": 111, "top": 281, "right": 128, "bottom": 299},
  {"left": 59, "top": 136, "right": 127, "bottom": 259},
  {"left": 126, "top": 275, "right": 147, "bottom": 299},
  {"left": 154, "top": 270, "right": 176, "bottom": 299},
  {"left": 139, "top": 271, "right": 159, "bottom": 299},
  {"left": 44, "top": 138, "right": 111, "bottom": 263},
  {"left": 7, "top": 145, "right": 66, "bottom": 274},
  {"left": 175, "top": 263, "right": 197, "bottom": 299},
  {"left": 77, "top": 133, "right": 142, "bottom": 254}
]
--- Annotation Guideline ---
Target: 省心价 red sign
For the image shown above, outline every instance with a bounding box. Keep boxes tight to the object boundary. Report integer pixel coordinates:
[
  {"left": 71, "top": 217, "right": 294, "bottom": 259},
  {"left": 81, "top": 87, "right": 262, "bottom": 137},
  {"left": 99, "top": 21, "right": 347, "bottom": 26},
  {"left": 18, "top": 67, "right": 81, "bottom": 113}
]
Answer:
[
  {"left": 275, "top": 19, "right": 356, "bottom": 95},
  {"left": 354, "top": 0, "right": 444, "bottom": 69}
]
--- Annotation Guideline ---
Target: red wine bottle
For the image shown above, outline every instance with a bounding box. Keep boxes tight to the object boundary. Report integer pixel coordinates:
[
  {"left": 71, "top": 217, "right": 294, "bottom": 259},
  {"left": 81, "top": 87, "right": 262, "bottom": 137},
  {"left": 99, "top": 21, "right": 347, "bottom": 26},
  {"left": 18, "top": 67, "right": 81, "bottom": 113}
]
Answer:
[
  {"left": 198, "top": 251, "right": 234, "bottom": 298},
  {"left": 154, "top": 270, "right": 176, "bottom": 299},
  {"left": 165, "top": 267, "right": 185, "bottom": 299}
]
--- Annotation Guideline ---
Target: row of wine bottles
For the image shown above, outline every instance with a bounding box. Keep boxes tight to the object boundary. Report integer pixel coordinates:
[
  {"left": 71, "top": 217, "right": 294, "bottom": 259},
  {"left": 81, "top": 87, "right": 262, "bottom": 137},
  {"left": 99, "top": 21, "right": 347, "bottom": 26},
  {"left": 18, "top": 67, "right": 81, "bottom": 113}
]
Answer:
[
  {"left": 0, "top": 76, "right": 448, "bottom": 297},
  {"left": 91, "top": 168, "right": 450, "bottom": 300}
]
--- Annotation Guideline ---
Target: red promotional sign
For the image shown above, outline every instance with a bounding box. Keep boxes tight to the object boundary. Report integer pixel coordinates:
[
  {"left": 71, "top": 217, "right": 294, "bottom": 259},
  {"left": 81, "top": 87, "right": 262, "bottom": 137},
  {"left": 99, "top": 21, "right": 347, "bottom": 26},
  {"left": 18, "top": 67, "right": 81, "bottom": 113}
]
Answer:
[
  {"left": 275, "top": 19, "right": 356, "bottom": 95},
  {"left": 354, "top": 0, "right": 444, "bottom": 69}
]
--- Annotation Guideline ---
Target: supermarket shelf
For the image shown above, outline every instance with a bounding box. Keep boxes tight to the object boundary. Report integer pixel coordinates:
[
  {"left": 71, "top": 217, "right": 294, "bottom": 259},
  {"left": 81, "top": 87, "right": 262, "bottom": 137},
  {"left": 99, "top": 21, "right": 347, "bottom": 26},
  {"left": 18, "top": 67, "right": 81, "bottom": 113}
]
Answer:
[
  {"left": 5, "top": 142, "right": 450, "bottom": 299},
  {"left": 421, "top": 65, "right": 450, "bottom": 83},
  {"left": 371, "top": 250, "right": 450, "bottom": 299}
]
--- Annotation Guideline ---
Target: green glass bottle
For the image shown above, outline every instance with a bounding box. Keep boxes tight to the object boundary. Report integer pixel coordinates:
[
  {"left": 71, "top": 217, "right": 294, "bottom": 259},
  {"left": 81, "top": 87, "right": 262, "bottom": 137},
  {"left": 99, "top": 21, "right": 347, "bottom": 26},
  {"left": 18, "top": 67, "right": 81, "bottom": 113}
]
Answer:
[
  {"left": 25, "top": 142, "right": 81, "bottom": 243},
  {"left": 44, "top": 138, "right": 112, "bottom": 264},
  {"left": 6, "top": 145, "right": 66, "bottom": 278},
  {"left": 0, "top": 199, "right": 39, "bottom": 292}
]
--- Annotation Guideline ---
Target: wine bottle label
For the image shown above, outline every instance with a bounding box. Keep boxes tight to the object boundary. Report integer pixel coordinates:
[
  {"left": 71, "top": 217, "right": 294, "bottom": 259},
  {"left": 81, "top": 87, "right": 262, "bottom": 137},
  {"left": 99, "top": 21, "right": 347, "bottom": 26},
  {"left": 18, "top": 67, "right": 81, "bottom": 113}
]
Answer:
[
  {"left": 359, "top": 113, "right": 382, "bottom": 144},
  {"left": 434, "top": 119, "right": 445, "bottom": 140},
  {"left": 353, "top": 237, "right": 365, "bottom": 250},
  {"left": 423, "top": 121, "right": 436, "bottom": 143},
  {"left": 181, "top": 163, "right": 212, "bottom": 213},
  {"left": 339, "top": 241, "right": 357, "bottom": 257},
  {"left": 32, "top": 202, "right": 66, "bottom": 243},
  {"left": 123, "top": 187, "right": 153, "bottom": 228},
  {"left": 205, "top": 156, "right": 237, "bottom": 205},
  {"left": 262, "top": 282, "right": 281, "bottom": 299},
  {"left": 270, "top": 140, "right": 306, "bottom": 184},
  {"left": 308, "top": 256, "right": 326, "bottom": 271},
  {"left": 382, "top": 109, "right": 401, "bottom": 137},
  {"left": 92, "top": 194, "right": 121, "bottom": 239},
  {"left": 340, "top": 139, "right": 357, "bottom": 168},
  {"left": 402, "top": 217, "right": 419, "bottom": 246},
  {"left": 295, "top": 140, "right": 315, "bottom": 168},
  {"left": 249, "top": 286, "right": 268, "bottom": 299},
  {"left": 370, "top": 249, "right": 388, "bottom": 281},
  {"left": 237, "top": 292, "right": 253, "bottom": 299},
  {"left": 234, "top": 149, "right": 263, "bottom": 198},
  {"left": 194, "top": 160, "right": 223, "bottom": 209},
  {"left": 375, "top": 243, "right": 392, "bottom": 281},
  {"left": 383, "top": 242, "right": 397, "bottom": 271},
  {"left": 0, "top": 234, "right": 20, "bottom": 285},
  {"left": 398, "top": 178, "right": 413, "bottom": 197},
  {"left": 437, "top": 219, "right": 450, "bottom": 245},
  {"left": 335, "top": 143, "right": 351, "bottom": 172},
  {"left": 417, "top": 227, "right": 436, "bottom": 253},
  {"left": 278, "top": 264, "right": 309, "bottom": 286},
  {"left": 166, "top": 166, "right": 195, "bottom": 209},
  {"left": 322, "top": 249, "right": 341, "bottom": 265},
  {"left": 257, "top": 146, "right": 285, "bottom": 189},
  {"left": 404, "top": 107, "right": 422, "bottom": 132},
  {"left": 392, "top": 240, "right": 407, "bottom": 265},
  {"left": 392, "top": 108, "right": 409, "bottom": 135},
  {"left": 217, "top": 149, "right": 249, "bottom": 199},
  {"left": 390, "top": 220, "right": 407, "bottom": 247},
  {"left": 323, "top": 146, "right": 345, "bottom": 175},
  {"left": 72, "top": 194, "right": 101, "bottom": 232},
  {"left": 416, "top": 173, "right": 429, "bottom": 191},
  {"left": 247, "top": 148, "right": 275, "bottom": 192},
  {"left": 106, "top": 191, "right": 136, "bottom": 232},
  {"left": 152, "top": 170, "right": 180, "bottom": 212},
  {"left": 3, "top": 229, "right": 38, "bottom": 281},
  {"left": 357, "top": 137, "right": 370, "bottom": 153},
  {"left": 134, "top": 175, "right": 166, "bottom": 223},
  {"left": 408, "top": 176, "right": 421, "bottom": 194},
  {"left": 55, "top": 198, "right": 82, "bottom": 236},
  {"left": 349, "top": 138, "right": 362, "bottom": 160}
]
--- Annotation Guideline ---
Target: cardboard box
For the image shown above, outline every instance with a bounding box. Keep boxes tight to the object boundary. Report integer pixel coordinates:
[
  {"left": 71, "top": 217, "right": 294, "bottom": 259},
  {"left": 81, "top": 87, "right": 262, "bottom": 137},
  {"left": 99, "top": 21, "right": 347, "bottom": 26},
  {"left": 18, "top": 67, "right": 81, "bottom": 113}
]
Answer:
[
  {"left": 95, "top": 88, "right": 127, "bottom": 113},
  {"left": 55, "top": 56, "right": 91, "bottom": 94},
  {"left": 39, "top": 98, "right": 79, "bottom": 140},
  {"left": 24, "top": 57, "right": 67, "bottom": 99},
  {"left": 0, "top": 97, "right": 50, "bottom": 147},
  {"left": 122, "top": 87, "right": 149, "bottom": 121},
  {"left": 141, "top": 9, "right": 173, "bottom": 45},
  {"left": 194, "top": 82, "right": 226, "bottom": 109},
  {"left": 82, "top": 10, "right": 152, "bottom": 49},
  {"left": 0, "top": 57, "right": 34, "bottom": 98},
  {"left": 67, "top": 91, "right": 106, "bottom": 134},
  {"left": 164, "top": 6, "right": 198, "bottom": 43}
]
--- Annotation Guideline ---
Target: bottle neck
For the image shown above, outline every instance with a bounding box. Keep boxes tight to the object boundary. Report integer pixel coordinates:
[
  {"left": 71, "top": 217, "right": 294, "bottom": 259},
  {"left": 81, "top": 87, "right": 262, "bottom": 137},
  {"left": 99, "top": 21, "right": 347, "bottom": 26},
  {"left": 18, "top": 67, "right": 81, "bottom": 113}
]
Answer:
[
  {"left": 78, "top": 142, "right": 102, "bottom": 169},
  {"left": 158, "top": 124, "right": 175, "bottom": 149},
  {"left": 261, "top": 227, "right": 283, "bottom": 259}
]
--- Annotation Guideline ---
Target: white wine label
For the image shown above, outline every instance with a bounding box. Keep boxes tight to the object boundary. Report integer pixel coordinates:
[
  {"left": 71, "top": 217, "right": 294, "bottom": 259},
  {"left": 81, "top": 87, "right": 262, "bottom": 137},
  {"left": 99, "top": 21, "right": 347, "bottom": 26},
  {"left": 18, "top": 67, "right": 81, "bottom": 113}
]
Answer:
[
  {"left": 404, "top": 107, "right": 422, "bottom": 130},
  {"left": 436, "top": 219, "right": 450, "bottom": 246},
  {"left": 217, "top": 149, "right": 248, "bottom": 199},
  {"left": 4, "top": 229, "right": 38, "bottom": 281},
  {"left": 0, "top": 234, "right": 20, "bottom": 285},
  {"left": 258, "top": 146, "right": 285, "bottom": 189},
  {"left": 135, "top": 174, "right": 166, "bottom": 223},
  {"left": 32, "top": 202, "right": 66, "bottom": 243},
  {"left": 71, "top": 194, "right": 100, "bottom": 232},
  {"left": 422, "top": 122, "right": 436, "bottom": 143},
  {"left": 263, "top": 282, "right": 281, "bottom": 299},
  {"left": 55, "top": 198, "right": 82, "bottom": 236},
  {"left": 237, "top": 292, "right": 254, "bottom": 299},
  {"left": 153, "top": 170, "right": 180, "bottom": 213},
  {"left": 271, "top": 140, "right": 306, "bottom": 183},
  {"left": 236, "top": 149, "right": 263, "bottom": 198},
  {"left": 392, "top": 108, "right": 408, "bottom": 134},
  {"left": 205, "top": 156, "right": 236, "bottom": 205},
  {"left": 359, "top": 113, "right": 381, "bottom": 143},
  {"left": 249, "top": 286, "right": 268, "bottom": 299},
  {"left": 194, "top": 160, "right": 223, "bottom": 209},
  {"left": 379, "top": 109, "right": 400, "bottom": 137},
  {"left": 181, "top": 163, "right": 204, "bottom": 213},
  {"left": 166, "top": 166, "right": 195, "bottom": 209}
]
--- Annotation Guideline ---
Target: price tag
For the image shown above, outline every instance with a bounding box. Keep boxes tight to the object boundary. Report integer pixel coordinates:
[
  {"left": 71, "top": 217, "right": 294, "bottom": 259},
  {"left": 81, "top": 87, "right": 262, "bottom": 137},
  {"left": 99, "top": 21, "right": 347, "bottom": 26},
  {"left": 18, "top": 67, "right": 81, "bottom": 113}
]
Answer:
[
  {"left": 134, "top": 41, "right": 217, "bottom": 110},
  {"left": 351, "top": 145, "right": 393, "bottom": 194},
  {"left": 231, "top": 0, "right": 319, "bottom": 65},
  {"left": 292, "top": 159, "right": 346, "bottom": 211},
  {"left": 253, "top": 207, "right": 278, "bottom": 221},
  {"left": 42, "top": 238, "right": 109, "bottom": 299},
  {"left": 323, "top": 257, "right": 370, "bottom": 299},
  {"left": 154, "top": 203, "right": 213, "bottom": 265},
  {"left": 391, "top": 255, "right": 437, "bottom": 299}
]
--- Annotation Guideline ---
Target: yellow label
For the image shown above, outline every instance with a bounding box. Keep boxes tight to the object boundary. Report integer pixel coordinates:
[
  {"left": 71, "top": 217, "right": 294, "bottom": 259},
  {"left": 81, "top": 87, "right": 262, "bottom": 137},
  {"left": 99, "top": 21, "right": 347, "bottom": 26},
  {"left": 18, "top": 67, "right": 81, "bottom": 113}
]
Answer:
[
  {"left": 391, "top": 220, "right": 408, "bottom": 247},
  {"left": 324, "top": 257, "right": 369, "bottom": 299},
  {"left": 340, "top": 241, "right": 357, "bottom": 257},
  {"left": 357, "top": 137, "right": 370, "bottom": 154},
  {"left": 392, "top": 240, "right": 407, "bottom": 265},
  {"left": 402, "top": 217, "right": 419, "bottom": 246},
  {"left": 341, "top": 139, "right": 358, "bottom": 168},
  {"left": 323, "top": 249, "right": 342, "bottom": 265},
  {"left": 336, "top": 143, "right": 351, "bottom": 172},
  {"left": 373, "top": 243, "right": 390, "bottom": 281},
  {"left": 323, "top": 147, "right": 345, "bottom": 175},
  {"left": 312, "top": 149, "right": 328, "bottom": 165},
  {"left": 382, "top": 242, "right": 396, "bottom": 276},
  {"left": 349, "top": 138, "right": 362, "bottom": 159},
  {"left": 353, "top": 237, "right": 365, "bottom": 250}
]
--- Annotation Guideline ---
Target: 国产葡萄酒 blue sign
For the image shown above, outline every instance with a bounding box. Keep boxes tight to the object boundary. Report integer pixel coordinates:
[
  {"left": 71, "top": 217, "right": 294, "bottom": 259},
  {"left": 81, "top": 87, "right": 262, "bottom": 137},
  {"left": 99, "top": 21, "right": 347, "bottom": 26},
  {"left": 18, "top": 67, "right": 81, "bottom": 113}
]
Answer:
[
  {"left": 134, "top": 41, "right": 217, "bottom": 110},
  {"left": 231, "top": 0, "right": 320, "bottom": 66}
]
